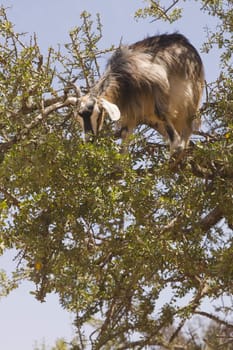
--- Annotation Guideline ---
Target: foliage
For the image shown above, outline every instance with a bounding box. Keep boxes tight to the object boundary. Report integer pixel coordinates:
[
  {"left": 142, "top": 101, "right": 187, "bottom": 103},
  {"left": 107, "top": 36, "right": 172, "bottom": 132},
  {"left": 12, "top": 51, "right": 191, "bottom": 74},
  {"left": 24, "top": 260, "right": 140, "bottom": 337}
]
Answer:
[
  {"left": 34, "top": 339, "right": 70, "bottom": 350},
  {"left": 134, "top": 0, "right": 183, "bottom": 23},
  {"left": 0, "top": 1, "right": 233, "bottom": 349}
]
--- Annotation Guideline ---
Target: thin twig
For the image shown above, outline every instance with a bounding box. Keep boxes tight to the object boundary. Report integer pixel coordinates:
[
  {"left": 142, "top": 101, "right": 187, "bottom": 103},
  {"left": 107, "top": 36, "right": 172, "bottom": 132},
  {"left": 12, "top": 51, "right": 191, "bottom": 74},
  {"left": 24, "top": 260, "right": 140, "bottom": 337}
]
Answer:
[{"left": 150, "top": 0, "right": 180, "bottom": 22}]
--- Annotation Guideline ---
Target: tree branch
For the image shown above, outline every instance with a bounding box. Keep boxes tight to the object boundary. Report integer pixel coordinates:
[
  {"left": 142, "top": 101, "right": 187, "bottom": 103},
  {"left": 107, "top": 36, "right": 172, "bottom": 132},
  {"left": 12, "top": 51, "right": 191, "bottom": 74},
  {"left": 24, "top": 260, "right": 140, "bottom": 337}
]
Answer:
[
  {"left": 0, "top": 95, "right": 79, "bottom": 153},
  {"left": 195, "top": 310, "right": 233, "bottom": 330},
  {"left": 168, "top": 280, "right": 210, "bottom": 343},
  {"left": 199, "top": 205, "right": 224, "bottom": 231},
  {"left": 24, "top": 95, "right": 78, "bottom": 131},
  {"left": 190, "top": 158, "right": 233, "bottom": 180},
  {"left": 161, "top": 205, "right": 223, "bottom": 237},
  {"left": 150, "top": 0, "right": 180, "bottom": 22}
]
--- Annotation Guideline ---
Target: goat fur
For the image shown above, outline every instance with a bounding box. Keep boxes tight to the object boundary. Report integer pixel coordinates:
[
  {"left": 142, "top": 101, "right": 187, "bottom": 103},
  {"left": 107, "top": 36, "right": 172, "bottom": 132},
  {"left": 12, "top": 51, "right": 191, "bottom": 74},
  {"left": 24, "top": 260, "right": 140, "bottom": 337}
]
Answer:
[{"left": 77, "top": 33, "right": 205, "bottom": 152}]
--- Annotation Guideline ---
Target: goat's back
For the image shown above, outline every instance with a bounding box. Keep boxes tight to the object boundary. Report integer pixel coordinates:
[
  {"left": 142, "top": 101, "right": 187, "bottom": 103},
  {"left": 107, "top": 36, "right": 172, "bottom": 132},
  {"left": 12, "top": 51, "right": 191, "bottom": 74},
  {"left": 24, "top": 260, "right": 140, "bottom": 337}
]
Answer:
[{"left": 130, "top": 33, "right": 203, "bottom": 76}]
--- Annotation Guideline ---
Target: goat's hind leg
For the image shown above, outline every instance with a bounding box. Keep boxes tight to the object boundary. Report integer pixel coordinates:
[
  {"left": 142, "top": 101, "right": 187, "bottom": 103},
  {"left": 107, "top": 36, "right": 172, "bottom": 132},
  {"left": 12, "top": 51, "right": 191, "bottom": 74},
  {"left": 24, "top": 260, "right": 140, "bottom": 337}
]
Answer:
[
  {"left": 164, "top": 122, "right": 186, "bottom": 155},
  {"left": 154, "top": 93, "right": 184, "bottom": 155},
  {"left": 155, "top": 115, "right": 184, "bottom": 156}
]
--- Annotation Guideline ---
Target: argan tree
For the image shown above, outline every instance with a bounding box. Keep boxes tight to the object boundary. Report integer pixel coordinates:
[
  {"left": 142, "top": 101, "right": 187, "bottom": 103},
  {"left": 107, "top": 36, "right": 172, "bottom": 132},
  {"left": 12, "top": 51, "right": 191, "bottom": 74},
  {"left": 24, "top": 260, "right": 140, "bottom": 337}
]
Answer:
[{"left": 0, "top": 1, "right": 233, "bottom": 349}]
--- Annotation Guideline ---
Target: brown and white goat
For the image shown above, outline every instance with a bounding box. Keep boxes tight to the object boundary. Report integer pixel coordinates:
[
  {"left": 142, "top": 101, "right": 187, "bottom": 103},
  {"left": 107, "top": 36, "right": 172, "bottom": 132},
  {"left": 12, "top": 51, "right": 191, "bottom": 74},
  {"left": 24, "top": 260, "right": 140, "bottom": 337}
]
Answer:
[{"left": 76, "top": 33, "right": 205, "bottom": 153}]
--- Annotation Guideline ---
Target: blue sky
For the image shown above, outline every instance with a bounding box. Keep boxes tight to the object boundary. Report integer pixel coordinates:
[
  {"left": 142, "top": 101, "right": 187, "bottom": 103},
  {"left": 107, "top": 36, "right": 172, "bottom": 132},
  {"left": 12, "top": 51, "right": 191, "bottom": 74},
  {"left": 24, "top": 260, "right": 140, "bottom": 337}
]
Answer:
[{"left": 0, "top": 1, "right": 220, "bottom": 349}]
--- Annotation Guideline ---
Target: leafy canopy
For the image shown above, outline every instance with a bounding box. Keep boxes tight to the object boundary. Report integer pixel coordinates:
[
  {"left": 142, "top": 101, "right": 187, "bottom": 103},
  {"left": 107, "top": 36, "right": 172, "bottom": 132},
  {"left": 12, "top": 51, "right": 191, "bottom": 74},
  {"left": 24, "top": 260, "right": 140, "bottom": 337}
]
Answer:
[{"left": 0, "top": 1, "right": 233, "bottom": 349}]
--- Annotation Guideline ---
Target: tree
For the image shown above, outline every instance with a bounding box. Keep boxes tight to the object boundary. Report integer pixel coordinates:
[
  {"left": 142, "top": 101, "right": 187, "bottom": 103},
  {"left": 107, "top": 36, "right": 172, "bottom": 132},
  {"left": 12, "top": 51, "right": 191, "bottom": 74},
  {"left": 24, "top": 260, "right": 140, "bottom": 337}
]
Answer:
[
  {"left": 34, "top": 338, "right": 71, "bottom": 350},
  {"left": 0, "top": 1, "right": 233, "bottom": 349},
  {"left": 203, "top": 320, "right": 233, "bottom": 350}
]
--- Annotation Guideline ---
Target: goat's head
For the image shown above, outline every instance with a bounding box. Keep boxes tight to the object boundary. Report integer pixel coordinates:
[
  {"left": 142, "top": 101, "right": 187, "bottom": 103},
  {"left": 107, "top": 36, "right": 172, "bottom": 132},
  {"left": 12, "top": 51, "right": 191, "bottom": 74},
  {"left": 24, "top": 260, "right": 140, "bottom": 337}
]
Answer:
[{"left": 76, "top": 94, "right": 121, "bottom": 140}]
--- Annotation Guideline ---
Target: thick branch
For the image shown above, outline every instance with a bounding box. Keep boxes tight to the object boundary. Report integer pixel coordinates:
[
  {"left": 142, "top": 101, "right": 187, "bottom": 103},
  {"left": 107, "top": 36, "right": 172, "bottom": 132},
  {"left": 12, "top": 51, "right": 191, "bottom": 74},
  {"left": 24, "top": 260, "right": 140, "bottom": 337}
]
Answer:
[
  {"left": 162, "top": 205, "right": 223, "bottom": 237},
  {"left": 195, "top": 310, "right": 233, "bottom": 330},
  {"left": 199, "top": 205, "right": 224, "bottom": 231},
  {"left": 190, "top": 158, "right": 233, "bottom": 180},
  {"left": 0, "top": 95, "right": 78, "bottom": 153},
  {"left": 24, "top": 95, "right": 78, "bottom": 130}
]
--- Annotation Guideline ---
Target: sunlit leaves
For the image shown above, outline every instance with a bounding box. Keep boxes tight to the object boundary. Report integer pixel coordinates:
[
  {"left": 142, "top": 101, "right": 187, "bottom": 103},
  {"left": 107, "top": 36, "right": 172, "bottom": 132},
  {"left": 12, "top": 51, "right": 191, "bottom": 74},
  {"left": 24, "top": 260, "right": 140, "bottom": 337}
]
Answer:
[{"left": 134, "top": 0, "right": 183, "bottom": 23}]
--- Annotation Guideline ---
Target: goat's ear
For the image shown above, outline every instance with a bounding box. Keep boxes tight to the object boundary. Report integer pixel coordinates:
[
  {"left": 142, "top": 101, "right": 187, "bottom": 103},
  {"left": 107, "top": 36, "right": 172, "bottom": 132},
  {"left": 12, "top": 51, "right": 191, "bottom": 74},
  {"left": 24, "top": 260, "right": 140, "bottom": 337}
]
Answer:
[{"left": 100, "top": 98, "right": 121, "bottom": 121}]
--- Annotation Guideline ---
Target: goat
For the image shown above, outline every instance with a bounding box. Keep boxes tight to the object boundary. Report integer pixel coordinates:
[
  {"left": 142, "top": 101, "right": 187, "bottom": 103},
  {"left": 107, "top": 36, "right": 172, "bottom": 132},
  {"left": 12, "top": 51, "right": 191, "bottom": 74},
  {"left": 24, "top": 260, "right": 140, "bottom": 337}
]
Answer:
[{"left": 76, "top": 33, "right": 205, "bottom": 153}]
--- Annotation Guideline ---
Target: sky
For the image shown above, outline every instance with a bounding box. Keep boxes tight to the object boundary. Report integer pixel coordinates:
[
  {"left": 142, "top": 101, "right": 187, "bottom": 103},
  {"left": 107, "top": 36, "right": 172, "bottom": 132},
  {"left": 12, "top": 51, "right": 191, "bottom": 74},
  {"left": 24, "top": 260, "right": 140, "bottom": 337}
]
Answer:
[{"left": 0, "top": 1, "right": 221, "bottom": 349}]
